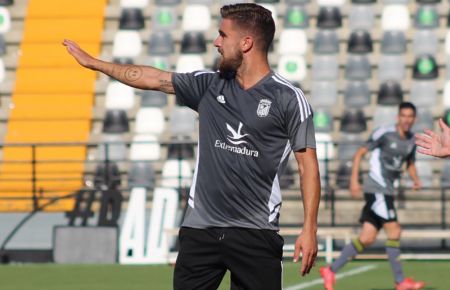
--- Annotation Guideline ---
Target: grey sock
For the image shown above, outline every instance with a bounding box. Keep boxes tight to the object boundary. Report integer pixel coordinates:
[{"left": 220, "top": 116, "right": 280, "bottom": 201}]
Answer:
[
  {"left": 386, "top": 240, "right": 404, "bottom": 283},
  {"left": 330, "top": 239, "right": 364, "bottom": 273}
]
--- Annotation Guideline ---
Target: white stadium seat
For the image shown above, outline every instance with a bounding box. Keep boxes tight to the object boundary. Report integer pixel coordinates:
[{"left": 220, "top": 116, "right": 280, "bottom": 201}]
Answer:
[
  {"left": 182, "top": 5, "right": 211, "bottom": 32},
  {"left": 176, "top": 55, "right": 205, "bottom": 73},
  {"left": 161, "top": 159, "right": 193, "bottom": 188},
  {"left": 113, "top": 30, "right": 142, "bottom": 58},
  {"left": 120, "top": 0, "right": 148, "bottom": 8},
  {"left": 105, "top": 81, "right": 135, "bottom": 110},
  {"left": 129, "top": 134, "right": 161, "bottom": 161},
  {"left": 0, "top": 8, "right": 11, "bottom": 34},
  {"left": 277, "top": 55, "right": 306, "bottom": 82},
  {"left": 382, "top": 5, "right": 410, "bottom": 31},
  {"left": 279, "top": 29, "right": 307, "bottom": 55},
  {"left": 135, "top": 107, "right": 165, "bottom": 135}
]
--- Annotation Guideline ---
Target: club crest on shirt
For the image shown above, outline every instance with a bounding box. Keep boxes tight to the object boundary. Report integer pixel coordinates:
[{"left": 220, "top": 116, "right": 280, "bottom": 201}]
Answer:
[{"left": 257, "top": 99, "right": 271, "bottom": 117}]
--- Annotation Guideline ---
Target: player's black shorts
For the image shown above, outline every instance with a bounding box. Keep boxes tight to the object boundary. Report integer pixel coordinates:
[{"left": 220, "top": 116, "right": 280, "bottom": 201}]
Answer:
[
  {"left": 173, "top": 227, "right": 284, "bottom": 290},
  {"left": 359, "top": 193, "right": 398, "bottom": 230}
]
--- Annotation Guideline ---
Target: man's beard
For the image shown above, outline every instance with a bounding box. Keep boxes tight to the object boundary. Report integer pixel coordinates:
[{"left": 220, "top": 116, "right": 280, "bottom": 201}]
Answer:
[{"left": 218, "top": 50, "right": 243, "bottom": 79}]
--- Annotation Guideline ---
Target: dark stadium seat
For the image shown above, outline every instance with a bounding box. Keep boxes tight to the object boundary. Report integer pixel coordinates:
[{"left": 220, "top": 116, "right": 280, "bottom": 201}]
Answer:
[
  {"left": 336, "top": 161, "right": 353, "bottom": 189},
  {"left": 0, "top": 0, "right": 13, "bottom": 6},
  {"left": 128, "top": 161, "right": 155, "bottom": 190},
  {"left": 337, "top": 135, "right": 363, "bottom": 161},
  {"left": 417, "top": 0, "right": 440, "bottom": 4},
  {"left": 181, "top": 32, "right": 207, "bottom": 54},
  {"left": 284, "top": 5, "right": 309, "bottom": 28},
  {"left": 377, "top": 81, "right": 403, "bottom": 105},
  {"left": 0, "top": 34, "right": 6, "bottom": 56},
  {"left": 441, "top": 161, "right": 450, "bottom": 187},
  {"left": 413, "top": 55, "right": 438, "bottom": 79},
  {"left": 444, "top": 109, "right": 450, "bottom": 126},
  {"left": 414, "top": 5, "right": 439, "bottom": 29},
  {"left": 344, "top": 81, "right": 370, "bottom": 108},
  {"left": 317, "top": 6, "right": 342, "bottom": 29},
  {"left": 102, "top": 110, "right": 130, "bottom": 133},
  {"left": 347, "top": 30, "right": 373, "bottom": 54},
  {"left": 255, "top": 0, "right": 280, "bottom": 3},
  {"left": 94, "top": 162, "right": 121, "bottom": 189},
  {"left": 155, "top": 0, "right": 180, "bottom": 4},
  {"left": 286, "top": 0, "right": 310, "bottom": 3},
  {"left": 351, "top": 0, "right": 376, "bottom": 3},
  {"left": 119, "top": 8, "right": 145, "bottom": 30},
  {"left": 167, "top": 141, "right": 195, "bottom": 159},
  {"left": 340, "top": 109, "right": 367, "bottom": 133},
  {"left": 148, "top": 31, "right": 175, "bottom": 55}
]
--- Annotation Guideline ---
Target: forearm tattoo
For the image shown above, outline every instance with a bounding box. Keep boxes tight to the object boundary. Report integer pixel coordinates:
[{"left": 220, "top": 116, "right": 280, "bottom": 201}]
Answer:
[
  {"left": 124, "top": 66, "right": 143, "bottom": 82},
  {"left": 159, "top": 79, "right": 174, "bottom": 93}
]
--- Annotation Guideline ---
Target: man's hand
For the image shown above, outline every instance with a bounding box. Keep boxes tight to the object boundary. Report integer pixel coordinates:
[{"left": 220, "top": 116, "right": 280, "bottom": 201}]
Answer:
[
  {"left": 415, "top": 118, "right": 450, "bottom": 158},
  {"left": 63, "top": 39, "right": 96, "bottom": 69},
  {"left": 412, "top": 179, "right": 422, "bottom": 190},
  {"left": 293, "top": 229, "right": 318, "bottom": 276},
  {"left": 349, "top": 180, "right": 362, "bottom": 198}
]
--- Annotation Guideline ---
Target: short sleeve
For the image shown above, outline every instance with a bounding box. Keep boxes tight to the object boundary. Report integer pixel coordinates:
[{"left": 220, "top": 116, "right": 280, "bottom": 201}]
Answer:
[
  {"left": 172, "top": 71, "right": 217, "bottom": 111},
  {"left": 285, "top": 96, "right": 316, "bottom": 152},
  {"left": 364, "top": 127, "right": 386, "bottom": 151}
]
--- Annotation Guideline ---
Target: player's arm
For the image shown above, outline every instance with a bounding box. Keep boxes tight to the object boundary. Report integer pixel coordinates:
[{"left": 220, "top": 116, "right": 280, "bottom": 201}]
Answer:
[
  {"left": 406, "top": 160, "right": 422, "bottom": 190},
  {"left": 63, "top": 39, "right": 174, "bottom": 94},
  {"left": 350, "top": 146, "right": 369, "bottom": 198},
  {"left": 293, "top": 148, "right": 320, "bottom": 276}
]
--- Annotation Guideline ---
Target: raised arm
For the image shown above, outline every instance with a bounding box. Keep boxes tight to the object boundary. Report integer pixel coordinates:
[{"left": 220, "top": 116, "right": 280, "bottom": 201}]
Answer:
[
  {"left": 415, "top": 118, "right": 450, "bottom": 158},
  {"left": 349, "top": 146, "right": 368, "bottom": 198},
  {"left": 292, "top": 148, "right": 320, "bottom": 277},
  {"left": 63, "top": 39, "right": 174, "bottom": 94}
]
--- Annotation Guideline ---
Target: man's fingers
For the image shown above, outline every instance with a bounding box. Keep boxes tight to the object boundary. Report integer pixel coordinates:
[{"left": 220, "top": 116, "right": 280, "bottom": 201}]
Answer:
[
  {"left": 423, "top": 129, "right": 436, "bottom": 138},
  {"left": 415, "top": 139, "right": 431, "bottom": 149},
  {"left": 438, "top": 118, "right": 448, "bottom": 131},
  {"left": 417, "top": 148, "right": 431, "bottom": 155},
  {"left": 301, "top": 250, "right": 316, "bottom": 276},
  {"left": 293, "top": 243, "right": 301, "bottom": 263}
]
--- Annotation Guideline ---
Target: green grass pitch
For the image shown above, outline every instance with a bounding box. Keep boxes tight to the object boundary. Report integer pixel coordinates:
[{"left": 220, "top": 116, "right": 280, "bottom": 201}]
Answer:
[{"left": 1, "top": 260, "right": 449, "bottom": 289}]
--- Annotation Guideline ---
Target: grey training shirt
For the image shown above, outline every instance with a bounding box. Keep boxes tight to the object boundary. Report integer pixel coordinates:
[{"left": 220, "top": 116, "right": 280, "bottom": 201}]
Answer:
[
  {"left": 363, "top": 125, "right": 416, "bottom": 195},
  {"left": 172, "top": 71, "right": 316, "bottom": 230}
]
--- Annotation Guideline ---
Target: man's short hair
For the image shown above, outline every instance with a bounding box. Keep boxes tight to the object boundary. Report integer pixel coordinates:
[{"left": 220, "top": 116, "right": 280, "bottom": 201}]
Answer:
[
  {"left": 398, "top": 102, "right": 416, "bottom": 115},
  {"left": 220, "top": 3, "right": 275, "bottom": 53}
]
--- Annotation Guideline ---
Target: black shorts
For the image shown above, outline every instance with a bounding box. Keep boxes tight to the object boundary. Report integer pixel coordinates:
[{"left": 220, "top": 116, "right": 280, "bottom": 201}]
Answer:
[
  {"left": 359, "top": 193, "right": 398, "bottom": 230},
  {"left": 173, "top": 227, "right": 284, "bottom": 290}
]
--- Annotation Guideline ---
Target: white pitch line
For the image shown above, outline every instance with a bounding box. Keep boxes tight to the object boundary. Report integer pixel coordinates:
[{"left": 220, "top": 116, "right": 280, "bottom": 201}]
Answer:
[{"left": 284, "top": 264, "right": 378, "bottom": 290}]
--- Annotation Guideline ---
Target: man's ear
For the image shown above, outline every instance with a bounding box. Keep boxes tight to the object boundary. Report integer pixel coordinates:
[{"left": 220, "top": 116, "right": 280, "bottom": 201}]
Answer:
[{"left": 241, "top": 36, "right": 253, "bottom": 53}]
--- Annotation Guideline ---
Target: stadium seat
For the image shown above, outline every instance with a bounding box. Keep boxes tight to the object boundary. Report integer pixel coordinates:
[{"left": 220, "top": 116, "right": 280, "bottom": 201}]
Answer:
[
  {"left": 378, "top": 55, "right": 405, "bottom": 82},
  {"left": 348, "top": 5, "right": 374, "bottom": 31},
  {"left": 381, "top": 5, "right": 410, "bottom": 31},
  {"left": 336, "top": 161, "right": 353, "bottom": 189},
  {"left": 313, "top": 30, "right": 339, "bottom": 54},
  {"left": 441, "top": 161, "right": 450, "bottom": 187},
  {"left": 377, "top": 81, "right": 403, "bottom": 105},
  {"left": 313, "top": 108, "right": 334, "bottom": 133},
  {"left": 315, "top": 133, "right": 335, "bottom": 161},
  {"left": 0, "top": 0, "right": 13, "bottom": 5},
  {"left": 337, "top": 135, "right": 363, "bottom": 161},
  {"left": 444, "top": 109, "right": 450, "bottom": 125},
  {"left": 317, "top": 0, "right": 345, "bottom": 6},
  {"left": 413, "top": 30, "right": 438, "bottom": 55},
  {"left": 352, "top": 0, "right": 376, "bottom": 3},
  {"left": 310, "top": 81, "right": 338, "bottom": 107},
  {"left": 344, "top": 81, "right": 371, "bottom": 108},
  {"left": 345, "top": 55, "right": 371, "bottom": 80},
  {"left": 412, "top": 55, "right": 438, "bottom": 79},
  {"left": 94, "top": 162, "right": 121, "bottom": 189},
  {"left": 128, "top": 161, "right": 155, "bottom": 190},
  {"left": 0, "top": 58, "right": 5, "bottom": 83},
  {"left": 148, "top": 31, "right": 175, "bottom": 55},
  {"left": 181, "top": 32, "right": 207, "bottom": 54},
  {"left": 279, "top": 29, "right": 307, "bottom": 55},
  {"left": 102, "top": 110, "right": 130, "bottom": 133},
  {"left": 176, "top": 55, "right": 205, "bottom": 73},
  {"left": 155, "top": 0, "right": 180, "bottom": 4},
  {"left": 277, "top": 55, "right": 307, "bottom": 82},
  {"left": 284, "top": 5, "right": 309, "bottom": 28},
  {"left": 317, "top": 6, "right": 342, "bottom": 29},
  {"left": 167, "top": 138, "right": 195, "bottom": 159},
  {"left": 152, "top": 7, "right": 177, "bottom": 31},
  {"left": 140, "top": 90, "right": 168, "bottom": 108},
  {"left": 409, "top": 81, "right": 436, "bottom": 107},
  {"left": 0, "top": 7, "right": 11, "bottom": 33},
  {"left": 135, "top": 108, "right": 165, "bottom": 135},
  {"left": 414, "top": 5, "right": 439, "bottom": 29},
  {"left": 97, "top": 134, "right": 128, "bottom": 161},
  {"left": 105, "top": 81, "right": 135, "bottom": 110},
  {"left": 381, "top": 31, "right": 407, "bottom": 54},
  {"left": 347, "top": 30, "right": 373, "bottom": 53},
  {"left": 147, "top": 56, "right": 170, "bottom": 71},
  {"left": 0, "top": 34, "right": 6, "bottom": 56},
  {"left": 405, "top": 161, "right": 433, "bottom": 187},
  {"left": 445, "top": 31, "right": 450, "bottom": 55},
  {"left": 255, "top": 0, "right": 279, "bottom": 3},
  {"left": 129, "top": 134, "right": 161, "bottom": 161},
  {"left": 170, "top": 106, "right": 197, "bottom": 137},
  {"left": 182, "top": 5, "right": 211, "bottom": 32},
  {"left": 312, "top": 55, "right": 339, "bottom": 80},
  {"left": 119, "top": 8, "right": 145, "bottom": 30},
  {"left": 120, "top": 0, "right": 148, "bottom": 8},
  {"left": 161, "top": 160, "right": 192, "bottom": 188},
  {"left": 412, "top": 108, "right": 434, "bottom": 133},
  {"left": 443, "top": 82, "right": 450, "bottom": 107},
  {"left": 112, "top": 30, "right": 142, "bottom": 58},
  {"left": 340, "top": 109, "right": 367, "bottom": 133},
  {"left": 373, "top": 106, "right": 397, "bottom": 128}
]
